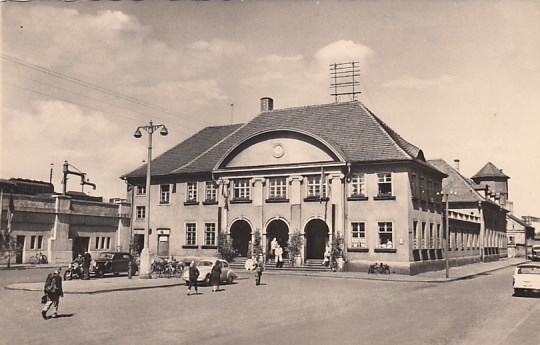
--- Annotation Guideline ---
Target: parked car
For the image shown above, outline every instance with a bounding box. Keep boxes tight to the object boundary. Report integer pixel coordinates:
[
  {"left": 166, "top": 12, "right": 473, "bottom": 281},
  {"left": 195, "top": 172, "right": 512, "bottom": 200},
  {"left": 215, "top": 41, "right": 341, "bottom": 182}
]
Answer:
[
  {"left": 528, "top": 245, "right": 540, "bottom": 261},
  {"left": 182, "top": 258, "right": 237, "bottom": 286},
  {"left": 94, "top": 251, "right": 137, "bottom": 277},
  {"left": 513, "top": 262, "right": 540, "bottom": 297}
]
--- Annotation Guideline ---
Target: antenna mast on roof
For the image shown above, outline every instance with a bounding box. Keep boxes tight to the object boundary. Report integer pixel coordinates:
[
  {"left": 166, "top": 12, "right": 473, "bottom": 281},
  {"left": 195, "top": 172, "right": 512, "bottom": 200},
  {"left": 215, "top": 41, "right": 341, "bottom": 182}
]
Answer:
[{"left": 330, "top": 61, "right": 361, "bottom": 103}]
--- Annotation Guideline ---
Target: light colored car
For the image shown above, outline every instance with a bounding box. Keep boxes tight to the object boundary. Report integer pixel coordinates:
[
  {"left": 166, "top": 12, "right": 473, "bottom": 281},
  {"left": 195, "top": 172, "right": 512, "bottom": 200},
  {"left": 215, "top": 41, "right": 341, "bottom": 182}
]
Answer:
[
  {"left": 513, "top": 262, "right": 540, "bottom": 297},
  {"left": 182, "top": 258, "right": 238, "bottom": 286}
]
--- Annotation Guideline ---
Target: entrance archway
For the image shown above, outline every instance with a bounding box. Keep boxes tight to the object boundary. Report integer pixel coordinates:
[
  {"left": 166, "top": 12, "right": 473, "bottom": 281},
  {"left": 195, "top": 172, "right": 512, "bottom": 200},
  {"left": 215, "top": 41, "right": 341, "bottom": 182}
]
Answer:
[
  {"left": 266, "top": 219, "right": 289, "bottom": 258},
  {"left": 304, "top": 219, "right": 329, "bottom": 259},
  {"left": 230, "top": 220, "right": 252, "bottom": 257}
]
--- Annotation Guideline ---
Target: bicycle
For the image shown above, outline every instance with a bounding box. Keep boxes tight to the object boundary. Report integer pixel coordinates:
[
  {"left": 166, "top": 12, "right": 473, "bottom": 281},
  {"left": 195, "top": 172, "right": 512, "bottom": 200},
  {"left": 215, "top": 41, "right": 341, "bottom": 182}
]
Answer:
[{"left": 29, "top": 252, "right": 48, "bottom": 264}]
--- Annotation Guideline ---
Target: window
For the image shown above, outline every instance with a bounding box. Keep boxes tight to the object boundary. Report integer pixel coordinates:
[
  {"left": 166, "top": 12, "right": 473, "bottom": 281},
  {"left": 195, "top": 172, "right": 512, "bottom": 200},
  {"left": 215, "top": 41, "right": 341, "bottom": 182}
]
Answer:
[
  {"left": 429, "top": 223, "right": 434, "bottom": 248},
  {"left": 351, "top": 222, "right": 366, "bottom": 248},
  {"left": 136, "top": 185, "right": 146, "bottom": 195},
  {"left": 411, "top": 173, "right": 417, "bottom": 198},
  {"left": 307, "top": 175, "right": 327, "bottom": 198},
  {"left": 95, "top": 236, "right": 111, "bottom": 250},
  {"left": 30, "top": 235, "right": 43, "bottom": 250},
  {"left": 377, "top": 173, "right": 392, "bottom": 196},
  {"left": 421, "top": 222, "right": 426, "bottom": 248},
  {"left": 136, "top": 206, "right": 145, "bottom": 220},
  {"left": 186, "top": 223, "right": 197, "bottom": 245},
  {"left": 186, "top": 182, "right": 198, "bottom": 202},
  {"left": 351, "top": 174, "right": 366, "bottom": 197},
  {"left": 233, "top": 179, "right": 251, "bottom": 200},
  {"left": 412, "top": 221, "right": 418, "bottom": 249},
  {"left": 269, "top": 177, "right": 287, "bottom": 199},
  {"left": 420, "top": 177, "right": 426, "bottom": 200},
  {"left": 205, "top": 182, "right": 217, "bottom": 202},
  {"left": 427, "top": 180, "right": 433, "bottom": 201},
  {"left": 160, "top": 184, "right": 170, "bottom": 204},
  {"left": 436, "top": 224, "right": 441, "bottom": 248},
  {"left": 378, "top": 222, "right": 393, "bottom": 248},
  {"left": 204, "top": 223, "right": 216, "bottom": 246}
]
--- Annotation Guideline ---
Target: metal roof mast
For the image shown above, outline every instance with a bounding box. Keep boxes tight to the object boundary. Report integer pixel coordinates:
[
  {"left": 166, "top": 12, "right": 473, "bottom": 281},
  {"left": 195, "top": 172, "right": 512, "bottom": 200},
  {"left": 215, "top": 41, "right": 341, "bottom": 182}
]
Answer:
[{"left": 330, "top": 61, "right": 361, "bottom": 103}]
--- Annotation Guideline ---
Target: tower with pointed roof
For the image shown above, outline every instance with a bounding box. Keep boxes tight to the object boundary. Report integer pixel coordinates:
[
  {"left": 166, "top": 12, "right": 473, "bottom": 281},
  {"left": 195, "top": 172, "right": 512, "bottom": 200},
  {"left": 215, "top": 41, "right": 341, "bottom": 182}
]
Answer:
[{"left": 471, "top": 162, "right": 510, "bottom": 208}]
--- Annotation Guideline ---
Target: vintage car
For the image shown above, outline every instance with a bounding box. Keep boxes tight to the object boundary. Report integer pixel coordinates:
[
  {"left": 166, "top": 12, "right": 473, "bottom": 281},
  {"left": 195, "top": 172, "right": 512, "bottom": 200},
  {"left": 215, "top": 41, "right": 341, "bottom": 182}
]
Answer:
[
  {"left": 528, "top": 245, "right": 540, "bottom": 261},
  {"left": 513, "top": 262, "right": 540, "bottom": 297},
  {"left": 182, "top": 258, "right": 237, "bottom": 286},
  {"left": 94, "top": 251, "right": 138, "bottom": 277}
]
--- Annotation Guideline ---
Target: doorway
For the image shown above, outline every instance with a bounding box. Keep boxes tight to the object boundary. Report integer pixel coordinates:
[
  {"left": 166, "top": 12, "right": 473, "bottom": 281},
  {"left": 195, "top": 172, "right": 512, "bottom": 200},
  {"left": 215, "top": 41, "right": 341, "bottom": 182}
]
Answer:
[
  {"left": 304, "top": 219, "right": 329, "bottom": 259},
  {"left": 266, "top": 219, "right": 289, "bottom": 258},
  {"left": 73, "top": 237, "right": 90, "bottom": 260},
  {"left": 16, "top": 236, "right": 25, "bottom": 264},
  {"left": 230, "top": 220, "right": 252, "bottom": 257}
]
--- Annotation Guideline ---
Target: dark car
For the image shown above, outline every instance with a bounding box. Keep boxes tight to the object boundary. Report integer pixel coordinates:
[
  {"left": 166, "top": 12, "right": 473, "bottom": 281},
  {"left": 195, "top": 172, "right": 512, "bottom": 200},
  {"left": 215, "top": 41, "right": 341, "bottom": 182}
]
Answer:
[{"left": 94, "top": 251, "right": 137, "bottom": 277}]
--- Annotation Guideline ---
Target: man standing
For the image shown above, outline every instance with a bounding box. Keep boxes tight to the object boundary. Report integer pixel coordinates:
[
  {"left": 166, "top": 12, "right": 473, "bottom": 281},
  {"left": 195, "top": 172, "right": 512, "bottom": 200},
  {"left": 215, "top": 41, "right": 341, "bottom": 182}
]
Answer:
[
  {"left": 42, "top": 267, "right": 64, "bottom": 319},
  {"left": 82, "top": 250, "right": 92, "bottom": 280},
  {"left": 275, "top": 244, "right": 284, "bottom": 268}
]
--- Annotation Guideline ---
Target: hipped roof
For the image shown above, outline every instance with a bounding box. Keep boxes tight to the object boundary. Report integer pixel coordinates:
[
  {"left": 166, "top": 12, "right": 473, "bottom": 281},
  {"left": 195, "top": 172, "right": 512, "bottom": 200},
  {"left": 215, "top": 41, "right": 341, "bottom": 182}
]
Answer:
[{"left": 124, "top": 101, "right": 432, "bottom": 179}]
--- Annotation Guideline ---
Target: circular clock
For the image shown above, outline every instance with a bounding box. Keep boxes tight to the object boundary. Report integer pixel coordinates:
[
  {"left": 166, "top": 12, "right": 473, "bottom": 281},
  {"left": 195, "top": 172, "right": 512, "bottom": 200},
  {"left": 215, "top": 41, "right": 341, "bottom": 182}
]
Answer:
[{"left": 272, "top": 143, "right": 284, "bottom": 158}]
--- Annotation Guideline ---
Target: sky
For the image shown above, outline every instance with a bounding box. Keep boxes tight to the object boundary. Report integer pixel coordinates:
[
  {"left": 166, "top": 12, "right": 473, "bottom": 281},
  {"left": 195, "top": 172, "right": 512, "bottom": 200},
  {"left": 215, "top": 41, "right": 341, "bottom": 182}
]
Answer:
[{"left": 1, "top": 0, "right": 539, "bottom": 217}]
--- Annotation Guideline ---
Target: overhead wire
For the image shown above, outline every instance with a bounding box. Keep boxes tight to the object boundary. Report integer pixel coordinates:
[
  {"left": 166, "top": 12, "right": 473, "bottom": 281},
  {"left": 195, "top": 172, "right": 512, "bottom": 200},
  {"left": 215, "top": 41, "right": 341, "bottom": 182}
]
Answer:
[{"left": 2, "top": 54, "right": 215, "bottom": 127}]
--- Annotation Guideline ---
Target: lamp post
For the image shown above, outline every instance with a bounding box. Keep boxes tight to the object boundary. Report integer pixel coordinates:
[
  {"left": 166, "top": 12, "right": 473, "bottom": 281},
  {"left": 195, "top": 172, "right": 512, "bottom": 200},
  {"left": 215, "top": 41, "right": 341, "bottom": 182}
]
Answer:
[
  {"left": 438, "top": 191, "right": 456, "bottom": 279},
  {"left": 134, "top": 121, "right": 168, "bottom": 279}
]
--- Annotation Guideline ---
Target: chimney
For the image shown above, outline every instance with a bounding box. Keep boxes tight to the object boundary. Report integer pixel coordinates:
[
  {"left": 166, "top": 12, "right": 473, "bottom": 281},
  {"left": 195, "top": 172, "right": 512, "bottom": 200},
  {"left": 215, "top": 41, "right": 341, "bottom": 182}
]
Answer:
[
  {"left": 260, "top": 97, "right": 274, "bottom": 113},
  {"left": 454, "top": 159, "right": 460, "bottom": 172}
]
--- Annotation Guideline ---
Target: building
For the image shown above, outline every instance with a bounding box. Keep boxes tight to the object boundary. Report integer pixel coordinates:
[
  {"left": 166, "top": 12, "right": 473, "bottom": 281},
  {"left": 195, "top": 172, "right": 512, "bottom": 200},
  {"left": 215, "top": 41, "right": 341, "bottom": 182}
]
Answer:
[
  {"left": 0, "top": 178, "right": 131, "bottom": 265},
  {"left": 506, "top": 214, "right": 535, "bottom": 258},
  {"left": 123, "top": 100, "right": 454, "bottom": 275},
  {"left": 428, "top": 160, "right": 508, "bottom": 265}
]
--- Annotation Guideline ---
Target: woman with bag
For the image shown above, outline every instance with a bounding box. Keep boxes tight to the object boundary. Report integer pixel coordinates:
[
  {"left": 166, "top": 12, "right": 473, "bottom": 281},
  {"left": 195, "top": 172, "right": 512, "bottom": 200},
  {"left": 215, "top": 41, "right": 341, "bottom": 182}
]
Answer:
[
  {"left": 210, "top": 260, "right": 222, "bottom": 292},
  {"left": 42, "top": 267, "right": 64, "bottom": 319}
]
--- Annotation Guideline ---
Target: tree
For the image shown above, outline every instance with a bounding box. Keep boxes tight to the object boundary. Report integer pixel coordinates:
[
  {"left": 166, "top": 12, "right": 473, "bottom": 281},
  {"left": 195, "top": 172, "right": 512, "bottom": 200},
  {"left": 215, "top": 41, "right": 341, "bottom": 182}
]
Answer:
[
  {"left": 0, "top": 233, "right": 20, "bottom": 269},
  {"left": 287, "top": 230, "right": 303, "bottom": 266},
  {"left": 252, "top": 230, "right": 263, "bottom": 260},
  {"left": 217, "top": 232, "right": 235, "bottom": 262},
  {"left": 330, "top": 232, "right": 344, "bottom": 271}
]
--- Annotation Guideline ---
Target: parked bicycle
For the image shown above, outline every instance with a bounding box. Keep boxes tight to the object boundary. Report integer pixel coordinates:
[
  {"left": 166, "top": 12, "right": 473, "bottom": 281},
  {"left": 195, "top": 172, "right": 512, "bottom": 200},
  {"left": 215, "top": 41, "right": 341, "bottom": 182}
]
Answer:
[
  {"left": 29, "top": 252, "right": 48, "bottom": 264},
  {"left": 368, "top": 262, "right": 391, "bottom": 274}
]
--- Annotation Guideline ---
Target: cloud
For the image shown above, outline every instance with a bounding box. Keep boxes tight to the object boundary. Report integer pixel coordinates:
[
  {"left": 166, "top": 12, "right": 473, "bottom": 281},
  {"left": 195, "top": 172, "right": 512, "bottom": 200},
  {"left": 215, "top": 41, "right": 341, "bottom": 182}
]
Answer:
[
  {"left": 383, "top": 75, "right": 457, "bottom": 89},
  {"left": 314, "top": 40, "right": 375, "bottom": 68},
  {"left": 1, "top": 101, "right": 141, "bottom": 198}
]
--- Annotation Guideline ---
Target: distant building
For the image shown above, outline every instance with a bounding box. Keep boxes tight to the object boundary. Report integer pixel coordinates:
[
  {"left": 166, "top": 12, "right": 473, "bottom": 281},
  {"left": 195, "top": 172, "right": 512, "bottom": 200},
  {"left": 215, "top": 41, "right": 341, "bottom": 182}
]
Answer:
[
  {"left": 428, "top": 160, "right": 509, "bottom": 264},
  {"left": 506, "top": 214, "right": 535, "bottom": 258},
  {"left": 0, "top": 178, "right": 130, "bottom": 265}
]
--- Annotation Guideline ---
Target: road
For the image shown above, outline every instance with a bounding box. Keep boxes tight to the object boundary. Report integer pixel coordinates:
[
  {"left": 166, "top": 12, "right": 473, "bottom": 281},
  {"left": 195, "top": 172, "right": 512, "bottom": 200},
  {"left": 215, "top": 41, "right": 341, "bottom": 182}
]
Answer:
[{"left": 0, "top": 266, "right": 538, "bottom": 345}]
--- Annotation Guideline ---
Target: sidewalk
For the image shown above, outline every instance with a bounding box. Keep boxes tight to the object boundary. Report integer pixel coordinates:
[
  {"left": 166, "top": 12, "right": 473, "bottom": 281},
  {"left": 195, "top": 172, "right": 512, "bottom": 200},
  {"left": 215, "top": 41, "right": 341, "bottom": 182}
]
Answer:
[{"left": 4, "top": 258, "right": 526, "bottom": 294}]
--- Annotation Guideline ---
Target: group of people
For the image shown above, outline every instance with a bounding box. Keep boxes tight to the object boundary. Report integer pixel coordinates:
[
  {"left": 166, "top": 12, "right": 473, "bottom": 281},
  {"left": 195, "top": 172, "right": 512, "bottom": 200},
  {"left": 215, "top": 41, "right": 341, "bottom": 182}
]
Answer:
[{"left": 72, "top": 251, "right": 93, "bottom": 280}]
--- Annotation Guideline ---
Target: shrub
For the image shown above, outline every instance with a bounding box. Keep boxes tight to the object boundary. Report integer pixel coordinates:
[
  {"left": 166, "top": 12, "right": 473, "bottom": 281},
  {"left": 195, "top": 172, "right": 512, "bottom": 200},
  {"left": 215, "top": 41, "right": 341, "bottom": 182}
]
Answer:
[
  {"left": 288, "top": 230, "right": 303, "bottom": 258},
  {"left": 217, "top": 232, "right": 235, "bottom": 262}
]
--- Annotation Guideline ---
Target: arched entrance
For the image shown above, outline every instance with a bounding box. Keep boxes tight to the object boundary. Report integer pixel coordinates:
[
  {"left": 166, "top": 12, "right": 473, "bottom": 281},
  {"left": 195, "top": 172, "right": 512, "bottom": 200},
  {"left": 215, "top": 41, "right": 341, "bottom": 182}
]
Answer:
[
  {"left": 304, "top": 219, "right": 329, "bottom": 259},
  {"left": 266, "top": 219, "right": 289, "bottom": 259},
  {"left": 230, "top": 220, "right": 252, "bottom": 257}
]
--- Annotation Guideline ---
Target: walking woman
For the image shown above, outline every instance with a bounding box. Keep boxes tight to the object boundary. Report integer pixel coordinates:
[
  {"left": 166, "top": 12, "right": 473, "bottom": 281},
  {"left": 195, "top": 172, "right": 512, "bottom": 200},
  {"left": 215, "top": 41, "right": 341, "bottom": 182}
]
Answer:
[
  {"left": 187, "top": 261, "right": 200, "bottom": 296},
  {"left": 211, "top": 260, "right": 222, "bottom": 292}
]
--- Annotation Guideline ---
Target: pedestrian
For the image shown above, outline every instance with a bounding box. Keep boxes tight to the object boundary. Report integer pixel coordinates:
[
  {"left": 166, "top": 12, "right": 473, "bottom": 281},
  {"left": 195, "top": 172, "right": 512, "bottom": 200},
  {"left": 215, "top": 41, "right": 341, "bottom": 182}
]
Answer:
[
  {"left": 187, "top": 261, "right": 200, "bottom": 296},
  {"left": 211, "top": 260, "right": 222, "bottom": 292},
  {"left": 323, "top": 246, "right": 331, "bottom": 267},
  {"left": 42, "top": 267, "right": 64, "bottom": 319},
  {"left": 275, "top": 244, "right": 284, "bottom": 268},
  {"left": 82, "top": 250, "right": 92, "bottom": 280},
  {"left": 255, "top": 259, "right": 264, "bottom": 286},
  {"left": 270, "top": 237, "right": 278, "bottom": 262}
]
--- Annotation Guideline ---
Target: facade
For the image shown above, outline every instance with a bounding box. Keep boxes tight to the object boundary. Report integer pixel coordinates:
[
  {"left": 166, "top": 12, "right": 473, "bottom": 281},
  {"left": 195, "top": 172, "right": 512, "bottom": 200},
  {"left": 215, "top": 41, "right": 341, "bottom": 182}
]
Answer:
[
  {"left": 123, "top": 100, "right": 454, "bottom": 275},
  {"left": 0, "top": 179, "right": 131, "bottom": 265},
  {"left": 428, "top": 160, "right": 508, "bottom": 265},
  {"left": 507, "top": 214, "right": 535, "bottom": 258}
]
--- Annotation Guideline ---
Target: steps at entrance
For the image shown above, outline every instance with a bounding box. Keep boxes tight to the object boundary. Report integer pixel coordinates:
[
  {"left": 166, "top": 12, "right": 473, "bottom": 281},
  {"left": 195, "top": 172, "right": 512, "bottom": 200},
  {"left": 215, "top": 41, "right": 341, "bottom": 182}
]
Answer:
[{"left": 229, "top": 257, "right": 332, "bottom": 273}]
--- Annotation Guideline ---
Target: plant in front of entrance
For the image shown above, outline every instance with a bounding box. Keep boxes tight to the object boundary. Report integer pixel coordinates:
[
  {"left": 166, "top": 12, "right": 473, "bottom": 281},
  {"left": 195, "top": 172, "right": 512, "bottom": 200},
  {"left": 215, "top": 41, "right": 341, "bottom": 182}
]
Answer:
[
  {"left": 287, "top": 231, "right": 303, "bottom": 267},
  {"left": 217, "top": 232, "right": 235, "bottom": 262},
  {"left": 331, "top": 232, "right": 344, "bottom": 271},
  {"left": 0, "top": 233, "right": 21, "bottom": 268},
  {"left": 252, "top": 230, "right": 263, "bottom": 260}
]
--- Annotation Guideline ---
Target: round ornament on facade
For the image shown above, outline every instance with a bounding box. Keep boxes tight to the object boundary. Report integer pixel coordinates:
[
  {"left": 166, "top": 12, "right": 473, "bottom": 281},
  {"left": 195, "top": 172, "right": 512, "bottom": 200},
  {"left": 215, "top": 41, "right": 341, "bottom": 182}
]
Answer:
[{"left": 272, "top": 144, "right": 284, "bottom": 158}]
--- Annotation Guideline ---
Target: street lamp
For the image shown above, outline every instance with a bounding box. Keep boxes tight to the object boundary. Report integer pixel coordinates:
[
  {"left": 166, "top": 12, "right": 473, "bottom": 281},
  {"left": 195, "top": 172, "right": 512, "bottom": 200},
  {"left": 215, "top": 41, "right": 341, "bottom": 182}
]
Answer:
[
  {"left": 134, "top": 120, "right": 168, "bottom": 279},
  {"left": 438, "top": 190, "right": 456, "bottom": 278}
]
